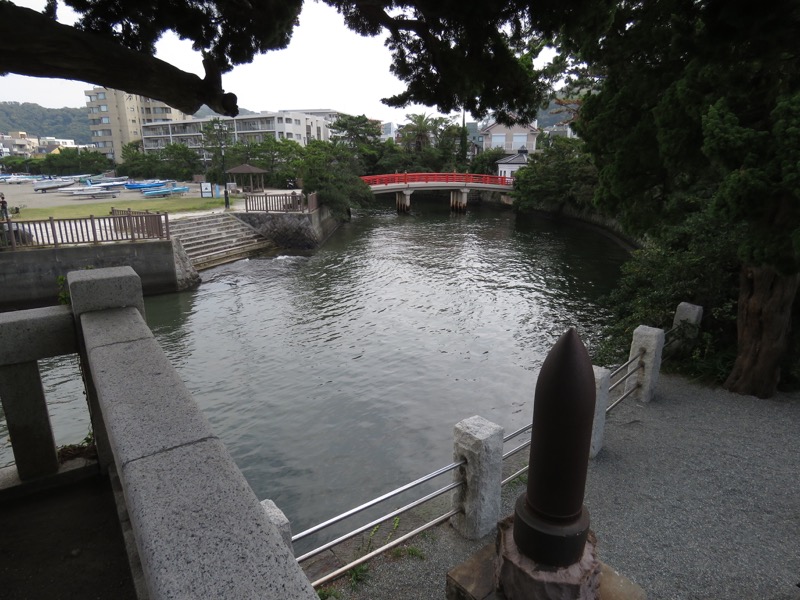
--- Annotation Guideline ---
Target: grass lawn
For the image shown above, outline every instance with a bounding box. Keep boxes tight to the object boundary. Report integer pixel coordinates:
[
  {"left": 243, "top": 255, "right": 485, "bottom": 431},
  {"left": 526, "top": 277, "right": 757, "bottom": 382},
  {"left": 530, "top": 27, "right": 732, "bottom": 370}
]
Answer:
[{"left": 20, "top": 196, "right": 228, "bottom": 220}]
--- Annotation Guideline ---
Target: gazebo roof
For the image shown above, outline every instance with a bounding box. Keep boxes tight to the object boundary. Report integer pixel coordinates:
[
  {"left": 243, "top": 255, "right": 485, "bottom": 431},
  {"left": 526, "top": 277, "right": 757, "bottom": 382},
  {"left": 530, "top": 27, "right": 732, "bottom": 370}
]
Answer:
[{"left": 226, "top": 163, "right": 268, "bottom": 174}]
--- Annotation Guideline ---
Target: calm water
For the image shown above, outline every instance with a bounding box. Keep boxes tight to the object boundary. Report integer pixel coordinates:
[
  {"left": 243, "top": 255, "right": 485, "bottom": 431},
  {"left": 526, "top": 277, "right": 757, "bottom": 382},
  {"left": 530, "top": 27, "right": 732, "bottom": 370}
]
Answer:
[{"left": 1, "top": 199, "right": 628, "bottom": 549}]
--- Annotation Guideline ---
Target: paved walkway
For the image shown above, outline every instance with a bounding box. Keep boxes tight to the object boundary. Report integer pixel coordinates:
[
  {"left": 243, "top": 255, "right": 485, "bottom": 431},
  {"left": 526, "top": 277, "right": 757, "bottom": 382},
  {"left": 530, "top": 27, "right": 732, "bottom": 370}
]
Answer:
[{"left": 320, "top": 374, "right": 800, "bottom": 600}]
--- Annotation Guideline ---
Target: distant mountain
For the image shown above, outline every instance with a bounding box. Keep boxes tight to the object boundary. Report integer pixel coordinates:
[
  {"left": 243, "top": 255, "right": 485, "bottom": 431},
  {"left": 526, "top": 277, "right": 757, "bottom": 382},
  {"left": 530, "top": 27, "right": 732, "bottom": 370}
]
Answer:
[{"left": 0, "top": 102, "right": 91, "bottom": 145}]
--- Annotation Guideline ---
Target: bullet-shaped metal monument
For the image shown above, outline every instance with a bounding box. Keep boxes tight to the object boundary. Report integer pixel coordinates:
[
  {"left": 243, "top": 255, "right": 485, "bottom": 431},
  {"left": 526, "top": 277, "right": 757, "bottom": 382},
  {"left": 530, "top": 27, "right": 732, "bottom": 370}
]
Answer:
[{"left": 513, "top": 328, "right": 596, "bottom": 567}]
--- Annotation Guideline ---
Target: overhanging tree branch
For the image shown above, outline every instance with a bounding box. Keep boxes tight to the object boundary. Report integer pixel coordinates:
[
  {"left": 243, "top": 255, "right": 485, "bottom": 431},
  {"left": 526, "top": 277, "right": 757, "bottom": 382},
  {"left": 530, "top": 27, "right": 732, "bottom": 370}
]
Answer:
[{"left": 0, "top": 2, "right": 238, "bottom": 116}]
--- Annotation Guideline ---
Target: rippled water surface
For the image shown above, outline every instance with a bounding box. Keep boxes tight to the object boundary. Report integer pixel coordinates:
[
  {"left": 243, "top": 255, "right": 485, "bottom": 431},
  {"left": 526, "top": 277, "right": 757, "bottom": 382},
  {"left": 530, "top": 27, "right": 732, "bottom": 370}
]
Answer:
[{"left": 1, "top": 200, "right": 628, "bottom": 546}]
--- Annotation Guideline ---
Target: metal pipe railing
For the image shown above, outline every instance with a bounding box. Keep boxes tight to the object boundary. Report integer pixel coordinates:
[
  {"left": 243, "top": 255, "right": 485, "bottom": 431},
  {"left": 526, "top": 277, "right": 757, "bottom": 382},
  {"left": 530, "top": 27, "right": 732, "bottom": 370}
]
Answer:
[
  {"left": 606, "top": 382, "right": 641, "bottom": 413},
  {"left": 296, "top": 479, "right": 463, "bottom": 563},
  {"left": 502, "top": 464, "right": 530, "bottom": 487},
  {"left": 503, "top": 439, "right": 531, "bottom": 461},
  {"left": 608, "top": 360, "right": 643, "bottom": 392},
  {"left": 608, "top": 348, "right": 645, "bottom": 381},
  {"left": 503, "top": 423, "right": 532, "bottom": 443},
  {"left": 311, "top": 508, "right": 462, "bottom": 588},
  {"left": 292, "top": 459, "right": 465, "bottom": 543}
]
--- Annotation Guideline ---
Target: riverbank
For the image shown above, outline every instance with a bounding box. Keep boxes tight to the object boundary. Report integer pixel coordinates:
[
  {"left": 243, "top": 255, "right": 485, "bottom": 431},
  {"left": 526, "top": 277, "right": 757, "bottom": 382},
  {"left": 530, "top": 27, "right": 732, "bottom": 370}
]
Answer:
[{"left": 314, "top": 373, "right": 800, "bottom": 600}]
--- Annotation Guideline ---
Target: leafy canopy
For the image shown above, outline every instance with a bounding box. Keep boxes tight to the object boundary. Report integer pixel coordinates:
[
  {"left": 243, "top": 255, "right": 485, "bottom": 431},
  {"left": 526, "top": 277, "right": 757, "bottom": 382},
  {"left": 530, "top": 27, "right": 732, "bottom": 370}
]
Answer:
[{"left": 0, "top": 0, "right": 608, "bottom": 120}]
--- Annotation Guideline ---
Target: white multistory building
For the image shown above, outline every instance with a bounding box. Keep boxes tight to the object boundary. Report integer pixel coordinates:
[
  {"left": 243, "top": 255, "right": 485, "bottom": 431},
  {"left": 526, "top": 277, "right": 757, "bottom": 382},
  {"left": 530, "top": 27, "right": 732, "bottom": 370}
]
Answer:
[{"left": 139, "top": 111, "right": 333, "bottom": 160}]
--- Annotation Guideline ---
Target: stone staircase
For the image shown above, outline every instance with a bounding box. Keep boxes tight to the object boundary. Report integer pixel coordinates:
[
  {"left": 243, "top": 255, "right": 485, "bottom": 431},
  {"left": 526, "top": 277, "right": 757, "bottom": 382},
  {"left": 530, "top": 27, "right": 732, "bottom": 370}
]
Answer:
[{"left": 169, "top": 212, "right": 274, "bottom": 270}]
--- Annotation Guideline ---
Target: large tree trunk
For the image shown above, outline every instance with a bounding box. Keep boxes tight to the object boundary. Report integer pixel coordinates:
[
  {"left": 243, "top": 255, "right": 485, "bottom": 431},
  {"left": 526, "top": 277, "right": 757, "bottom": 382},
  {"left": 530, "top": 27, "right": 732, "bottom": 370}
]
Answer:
[{"left": 724, "top": 265, "right": 799, "bottom": 398}]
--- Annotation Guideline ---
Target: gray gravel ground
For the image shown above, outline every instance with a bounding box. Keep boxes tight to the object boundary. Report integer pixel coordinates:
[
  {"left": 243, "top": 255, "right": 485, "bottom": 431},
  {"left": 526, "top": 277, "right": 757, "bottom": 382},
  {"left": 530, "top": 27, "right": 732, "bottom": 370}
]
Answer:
[{"left": 313, "top": 374, "right": 800, "bottom": 600}]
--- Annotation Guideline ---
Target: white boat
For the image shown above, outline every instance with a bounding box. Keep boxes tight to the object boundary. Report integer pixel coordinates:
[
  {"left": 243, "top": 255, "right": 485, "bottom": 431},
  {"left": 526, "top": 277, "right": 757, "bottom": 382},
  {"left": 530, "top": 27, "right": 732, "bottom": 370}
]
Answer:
[
  {"left": 67, "top": 188, "right": 119, "bottom": 198},
  {"left": 34, "top": 178, "right": 76, "bottom": 193},
  {"left": 5, "top": 174, "right": 35, "bottom": 184}
]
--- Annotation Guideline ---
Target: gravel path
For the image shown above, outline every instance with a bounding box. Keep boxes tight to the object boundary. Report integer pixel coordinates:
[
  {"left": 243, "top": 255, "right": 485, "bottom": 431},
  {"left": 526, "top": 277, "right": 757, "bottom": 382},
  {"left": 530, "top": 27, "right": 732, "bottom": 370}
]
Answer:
[{"left": 314, "top": 374, "right": 800, "bottom": 600}]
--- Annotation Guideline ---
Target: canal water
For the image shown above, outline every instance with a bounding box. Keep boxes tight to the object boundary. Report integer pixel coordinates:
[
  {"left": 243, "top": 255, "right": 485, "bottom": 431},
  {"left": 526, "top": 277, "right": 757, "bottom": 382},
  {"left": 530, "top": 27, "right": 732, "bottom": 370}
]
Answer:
[{"left": 1, "top": 198, "right": 628, "bottom": 549}]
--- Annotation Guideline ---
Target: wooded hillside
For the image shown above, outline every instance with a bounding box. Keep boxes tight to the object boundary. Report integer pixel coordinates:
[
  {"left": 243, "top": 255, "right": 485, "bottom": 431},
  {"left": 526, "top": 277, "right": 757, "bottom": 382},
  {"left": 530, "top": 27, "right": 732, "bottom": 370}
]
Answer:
[{"left": 0, "top": 102, "right": 90, "bottom": 144}]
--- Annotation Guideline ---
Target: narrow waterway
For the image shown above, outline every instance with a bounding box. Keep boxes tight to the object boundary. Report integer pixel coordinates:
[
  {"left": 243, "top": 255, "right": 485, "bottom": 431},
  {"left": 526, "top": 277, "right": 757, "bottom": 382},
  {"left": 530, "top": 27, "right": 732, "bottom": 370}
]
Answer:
[{"left": 1, "top": 199, "right": 628, "bottom": 550}]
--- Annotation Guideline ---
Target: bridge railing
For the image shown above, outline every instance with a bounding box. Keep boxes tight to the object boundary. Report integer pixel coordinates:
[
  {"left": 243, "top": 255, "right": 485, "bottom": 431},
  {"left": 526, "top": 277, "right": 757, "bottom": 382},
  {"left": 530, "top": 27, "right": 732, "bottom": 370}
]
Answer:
[{"left": 361, "top": 173, "right": 514, "bottom": 187}]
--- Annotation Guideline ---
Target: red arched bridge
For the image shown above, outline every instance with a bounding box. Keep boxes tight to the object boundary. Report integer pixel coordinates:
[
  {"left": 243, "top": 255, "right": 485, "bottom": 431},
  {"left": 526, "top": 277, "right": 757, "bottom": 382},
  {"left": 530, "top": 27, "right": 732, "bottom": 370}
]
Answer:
[{"left": 361, "top": 173, "right": 514, "bottom": 212}]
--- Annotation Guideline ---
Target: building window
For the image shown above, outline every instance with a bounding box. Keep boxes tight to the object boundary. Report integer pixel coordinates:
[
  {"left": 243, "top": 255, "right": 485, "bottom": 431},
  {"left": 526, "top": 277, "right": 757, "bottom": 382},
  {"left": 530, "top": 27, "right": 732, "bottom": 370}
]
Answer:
[
  {"left": 286, "top": 132, "right": 293, "bottom": 139},
  {"left": 512, "top": 133, "right": 527, "bottom": 148},
  {"left": 278, "top": 132, "right": 284, "bottom": 138},
  {"left": 491, "top": 134, "right": 505, "bottom": 148},
  {"left": 295, "top": 119, "right": 301, "bottom": 125},
  {"left": 100, "top": 105, "right": 108, "bottom": 112},
  {"left": 97, "top": 92, "right": 106, "bottom": 100},
  {"left": 277, "top": 117, "right": 283, "bottom": 124}
]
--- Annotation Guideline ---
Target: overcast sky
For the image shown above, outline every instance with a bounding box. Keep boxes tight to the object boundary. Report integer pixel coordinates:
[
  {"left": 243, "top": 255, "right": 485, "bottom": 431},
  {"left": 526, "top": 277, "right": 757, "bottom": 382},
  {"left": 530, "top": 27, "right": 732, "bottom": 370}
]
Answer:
[{"left": 0, "top": 1, "right": 449, "bottom": 124}]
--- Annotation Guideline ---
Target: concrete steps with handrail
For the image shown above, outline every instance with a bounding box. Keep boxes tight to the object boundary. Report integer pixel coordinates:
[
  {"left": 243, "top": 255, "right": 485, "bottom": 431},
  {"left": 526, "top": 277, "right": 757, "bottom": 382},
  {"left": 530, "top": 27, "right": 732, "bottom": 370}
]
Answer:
[{"left": 169, "top": 212, "right": 274, "bottom": 270}]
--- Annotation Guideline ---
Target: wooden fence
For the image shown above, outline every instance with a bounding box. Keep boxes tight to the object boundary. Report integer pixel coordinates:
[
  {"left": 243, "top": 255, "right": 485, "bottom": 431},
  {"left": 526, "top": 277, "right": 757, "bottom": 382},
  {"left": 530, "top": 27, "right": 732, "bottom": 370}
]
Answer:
[
  {"left": 244, "top": 192, "right": 318, "bottom": 213},
  {"left": 1, "top": 212, "right": 170, "bottom": 251}
]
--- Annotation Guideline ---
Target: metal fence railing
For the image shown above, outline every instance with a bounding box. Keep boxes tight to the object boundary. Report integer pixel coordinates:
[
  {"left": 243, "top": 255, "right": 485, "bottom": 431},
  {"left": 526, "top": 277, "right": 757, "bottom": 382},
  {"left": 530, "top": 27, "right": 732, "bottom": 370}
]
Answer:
[
  {"left": 244, "top": 192, "right": 318, "bottom": 213},
  {"left": 297, "top": 424, "right": 533, "bottom": 589},
  {"left": 2, "top": 213, "right": 170, "bottom": 250}
]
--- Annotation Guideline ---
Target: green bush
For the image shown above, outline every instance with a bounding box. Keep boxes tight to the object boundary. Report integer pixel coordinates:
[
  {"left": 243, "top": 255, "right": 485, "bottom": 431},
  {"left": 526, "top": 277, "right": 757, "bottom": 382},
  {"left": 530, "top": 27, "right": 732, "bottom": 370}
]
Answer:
[{"left": 594, "top": 208, "right": 741, "bottom": 382}]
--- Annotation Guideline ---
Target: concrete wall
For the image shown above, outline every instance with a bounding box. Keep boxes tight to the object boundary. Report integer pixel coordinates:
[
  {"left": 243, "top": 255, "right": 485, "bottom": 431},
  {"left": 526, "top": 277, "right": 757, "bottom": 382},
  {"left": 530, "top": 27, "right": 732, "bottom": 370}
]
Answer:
[
  {"left": 235, "top": 205, "right": 341, "bottom": 250},
  {"left": 0, "top": 240, "right": 195, "bottom": 312}
]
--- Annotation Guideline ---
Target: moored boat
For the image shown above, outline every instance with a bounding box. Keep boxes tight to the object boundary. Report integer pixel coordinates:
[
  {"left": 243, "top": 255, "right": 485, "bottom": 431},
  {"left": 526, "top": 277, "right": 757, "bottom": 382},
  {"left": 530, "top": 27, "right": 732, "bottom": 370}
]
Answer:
[
  {"left": 141, "top": 185, "right": 190, "bottom": 198},
  {"left": 33, "top": 178, "right": 76, "bottom": 192},
  {"left": 125, "top": 180, "right": 172, "bottom": 190}
]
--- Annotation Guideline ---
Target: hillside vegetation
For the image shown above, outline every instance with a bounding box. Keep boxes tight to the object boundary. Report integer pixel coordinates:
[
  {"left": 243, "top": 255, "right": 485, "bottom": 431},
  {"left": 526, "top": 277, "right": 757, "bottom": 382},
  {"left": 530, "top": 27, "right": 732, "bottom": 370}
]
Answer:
[{"left": 0, "top": 102, "right": 90, "bottom": 144}]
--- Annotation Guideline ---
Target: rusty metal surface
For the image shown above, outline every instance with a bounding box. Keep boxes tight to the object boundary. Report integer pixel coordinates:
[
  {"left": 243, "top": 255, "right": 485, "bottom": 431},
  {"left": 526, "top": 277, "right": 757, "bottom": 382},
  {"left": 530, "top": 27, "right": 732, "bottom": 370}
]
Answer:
[{"left": 513, "top": 327, "right": 597, "bottom": 567}]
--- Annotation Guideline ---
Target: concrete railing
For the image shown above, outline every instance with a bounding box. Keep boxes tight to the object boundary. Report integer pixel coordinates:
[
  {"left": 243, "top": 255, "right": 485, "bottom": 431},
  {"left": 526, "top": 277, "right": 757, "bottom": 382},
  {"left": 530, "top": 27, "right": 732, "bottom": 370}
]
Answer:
[{"left": 0, "top": 267, "right": 316, "bottom": 600}]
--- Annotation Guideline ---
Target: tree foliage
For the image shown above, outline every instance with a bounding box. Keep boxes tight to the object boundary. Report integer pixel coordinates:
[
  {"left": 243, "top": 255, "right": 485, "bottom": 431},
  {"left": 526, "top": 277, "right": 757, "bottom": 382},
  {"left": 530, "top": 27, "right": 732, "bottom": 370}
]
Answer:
[
  {"left": 512, "top": 137, "right": 597, "bottom": 214},
  {"left": 300, "top": 139, "right": 372, "bottom": 218},
  {"left": 0, "top": 0, "right": 607, "bottom": 119},
  {"left": 566, "top": 0, "right": 800, "bottom": 396}
]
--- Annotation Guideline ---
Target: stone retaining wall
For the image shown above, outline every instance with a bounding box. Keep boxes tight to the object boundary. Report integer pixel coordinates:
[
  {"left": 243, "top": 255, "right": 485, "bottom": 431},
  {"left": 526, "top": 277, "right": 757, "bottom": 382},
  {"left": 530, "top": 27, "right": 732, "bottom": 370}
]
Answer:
[
  {"left": 234, "top": 205, "right": 342, "bottom": 250},
  {"left": 0, "top": 240, "right": 198, "bottom": 312}
]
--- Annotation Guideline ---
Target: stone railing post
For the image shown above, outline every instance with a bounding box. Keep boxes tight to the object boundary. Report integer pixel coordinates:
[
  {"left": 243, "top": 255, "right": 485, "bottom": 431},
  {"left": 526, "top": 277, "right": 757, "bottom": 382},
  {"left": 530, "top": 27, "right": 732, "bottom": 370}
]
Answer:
[
  {"left": 0, "top": 361, "right": 59, "bottom": 480},
  {"left": 666, "top": 302, "right": 704, "bottom": 357},
  {"left": 68, "top": 266, "right": 145, "bottom": 473},
  {"left": 625, "top": 325, "right": 665, "bottom": 403},
  {"left": 450, "top": 415, "right": 504, "bottom": 540},
  {"left": 590, "top": 366, "right": 610, "bottom": 459},
  {"left": 261, "top": 499, "right": 293, "bottom": 551},
  {"left": 0, "top": 306, "right": 78, "bottom": 481}
]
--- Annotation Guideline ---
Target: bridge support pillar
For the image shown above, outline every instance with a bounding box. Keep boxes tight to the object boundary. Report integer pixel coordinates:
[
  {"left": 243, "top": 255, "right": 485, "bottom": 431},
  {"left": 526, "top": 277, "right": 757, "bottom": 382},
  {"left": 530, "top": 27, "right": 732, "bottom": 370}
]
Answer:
[
  {"left": 450, "top": 189, "right": 469, "bottom": 213},
  {"left": 396, "top": 190, "right": 413, "bottom": 213}
]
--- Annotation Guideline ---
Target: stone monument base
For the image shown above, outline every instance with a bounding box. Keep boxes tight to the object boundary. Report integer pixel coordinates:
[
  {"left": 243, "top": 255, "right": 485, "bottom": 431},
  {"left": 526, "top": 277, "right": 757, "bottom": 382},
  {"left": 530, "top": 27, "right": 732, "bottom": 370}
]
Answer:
[{"left": 446, "top": 516, "right": 646, "bottom": 600}]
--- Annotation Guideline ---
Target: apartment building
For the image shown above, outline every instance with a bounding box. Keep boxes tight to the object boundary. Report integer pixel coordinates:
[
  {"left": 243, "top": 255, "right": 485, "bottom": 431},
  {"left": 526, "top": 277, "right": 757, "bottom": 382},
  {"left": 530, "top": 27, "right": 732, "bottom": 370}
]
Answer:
[
  {"left": 85, "top": 87, "right": 190, "bottom": 163},
  {"left": 0, "top": 131, "right": 39, "bottom": 158},
  {"left": 139, "top": 111, "right": 332, "bottom": 160}
]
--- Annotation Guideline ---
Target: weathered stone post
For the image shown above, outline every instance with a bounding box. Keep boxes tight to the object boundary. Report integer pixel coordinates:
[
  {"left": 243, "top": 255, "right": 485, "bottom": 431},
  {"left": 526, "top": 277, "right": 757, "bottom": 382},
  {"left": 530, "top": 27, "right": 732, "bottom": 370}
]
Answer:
[
  {"left": 624, "top": 325, "right": 665, "bottom": 403},
  {"left": 591, "top": 366, "right": 611, "bottom": 459},
  {"left": 498, "top": 327, "right": 601, "bottom": 598},
  {"left": 450, "top": 415, "right": 504, "bottom": 539},
  {"left": 666, "top": 302, "right": 703, "bottom": 358}
]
